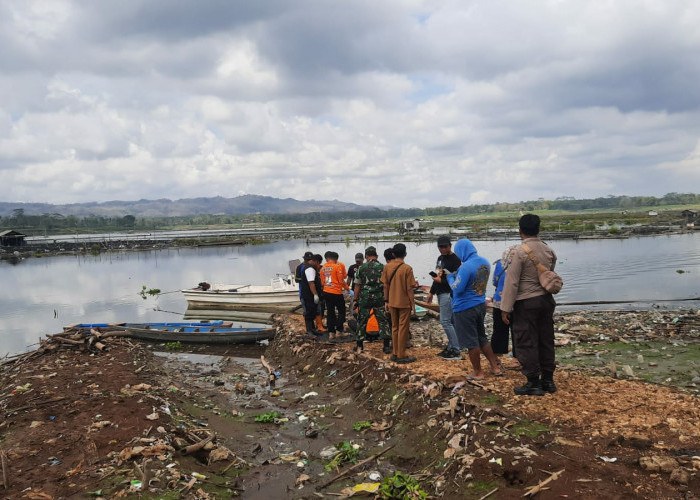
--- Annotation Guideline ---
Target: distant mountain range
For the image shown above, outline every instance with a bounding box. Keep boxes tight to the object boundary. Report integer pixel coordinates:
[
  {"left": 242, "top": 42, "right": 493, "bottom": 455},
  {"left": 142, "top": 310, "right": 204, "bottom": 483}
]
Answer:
[{"left": 0, "top": 195, "right": 391, "bottom": 218}]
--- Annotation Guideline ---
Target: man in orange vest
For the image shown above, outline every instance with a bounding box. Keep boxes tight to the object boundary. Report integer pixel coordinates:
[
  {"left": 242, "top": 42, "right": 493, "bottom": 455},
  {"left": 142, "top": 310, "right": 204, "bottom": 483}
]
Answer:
[{"left": 321, "top": 251, "right": 351, "bottom": 341}]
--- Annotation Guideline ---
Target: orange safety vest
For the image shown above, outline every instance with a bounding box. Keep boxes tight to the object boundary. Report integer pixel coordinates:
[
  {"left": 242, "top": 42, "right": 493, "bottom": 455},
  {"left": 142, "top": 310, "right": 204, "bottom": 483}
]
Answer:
[{"left": 320, "top": 262, "right": 349, "bottom": 294}]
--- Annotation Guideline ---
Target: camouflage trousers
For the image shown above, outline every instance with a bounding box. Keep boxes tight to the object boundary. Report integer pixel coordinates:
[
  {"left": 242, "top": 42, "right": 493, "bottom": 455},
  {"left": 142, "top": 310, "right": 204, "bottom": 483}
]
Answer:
[{"left": 356, "top": 293, "right": 390, "bottom": 341}]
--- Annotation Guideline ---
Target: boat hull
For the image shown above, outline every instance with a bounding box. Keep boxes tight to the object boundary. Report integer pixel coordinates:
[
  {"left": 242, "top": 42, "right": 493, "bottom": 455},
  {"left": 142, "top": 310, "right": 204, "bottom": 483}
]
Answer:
[
  {"left": 182, "top": 287, "right": 300, "bottom": 311},
  {"left": 65, "top": 322, "right": 275, "bottom": 344}
]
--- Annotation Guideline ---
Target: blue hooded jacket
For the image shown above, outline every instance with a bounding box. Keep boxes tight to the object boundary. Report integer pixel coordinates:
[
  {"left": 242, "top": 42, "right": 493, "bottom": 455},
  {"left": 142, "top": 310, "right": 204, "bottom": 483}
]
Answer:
[{"left": 446, "top": 239, "right": 490, "bottom": 313}]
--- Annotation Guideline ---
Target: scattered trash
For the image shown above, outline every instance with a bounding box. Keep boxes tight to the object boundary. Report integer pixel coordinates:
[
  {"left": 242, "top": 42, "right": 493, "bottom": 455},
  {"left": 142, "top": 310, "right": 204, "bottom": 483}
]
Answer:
[{"left": 596, "top": 455, "right": 618, "bottom": 463}]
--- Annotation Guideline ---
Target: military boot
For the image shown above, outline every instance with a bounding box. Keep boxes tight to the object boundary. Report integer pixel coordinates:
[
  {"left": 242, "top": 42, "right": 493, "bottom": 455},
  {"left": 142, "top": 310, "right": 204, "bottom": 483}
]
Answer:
[
  {"left": 353, "top": 340, "right": 364, "bottom": 353},
  {"left": 514, "top": 376, "right": 545, "bottom": 396},
  {"left": 541, "top": 371, "right": 557, "bottom": 394},
  {"left": 382, "top": 337, "right": 392, "bottom": 354}
]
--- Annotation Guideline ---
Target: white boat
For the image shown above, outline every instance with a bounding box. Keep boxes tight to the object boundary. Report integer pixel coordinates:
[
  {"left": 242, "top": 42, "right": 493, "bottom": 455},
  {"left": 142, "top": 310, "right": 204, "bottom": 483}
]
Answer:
[{"left": 182, "top": 276, "right": 300, "bottom": 311}]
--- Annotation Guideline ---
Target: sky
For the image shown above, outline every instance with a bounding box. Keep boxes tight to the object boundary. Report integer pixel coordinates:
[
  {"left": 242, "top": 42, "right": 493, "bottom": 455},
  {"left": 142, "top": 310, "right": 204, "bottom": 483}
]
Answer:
[{"left": 1, "top": 0, "right": 700, "bottom": 209}]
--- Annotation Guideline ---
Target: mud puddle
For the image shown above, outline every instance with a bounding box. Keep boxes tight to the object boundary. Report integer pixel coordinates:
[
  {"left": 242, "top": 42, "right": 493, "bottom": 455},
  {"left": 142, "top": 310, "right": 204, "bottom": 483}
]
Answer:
[{"left": 156, "top": 347, "right": 399, "bottom": 498}]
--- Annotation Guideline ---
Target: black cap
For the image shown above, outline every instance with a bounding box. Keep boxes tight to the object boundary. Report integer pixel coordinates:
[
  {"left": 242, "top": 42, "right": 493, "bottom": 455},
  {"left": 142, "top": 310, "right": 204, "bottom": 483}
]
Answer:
[
  {"left": 354, "top": 253, "right": 364, "bottom": 261},
  {"left": 437, "top": 235, "right": 451, "bottom": 246},
  {"left": 303, "top": 251, "right": 314, "bottom": 260}
]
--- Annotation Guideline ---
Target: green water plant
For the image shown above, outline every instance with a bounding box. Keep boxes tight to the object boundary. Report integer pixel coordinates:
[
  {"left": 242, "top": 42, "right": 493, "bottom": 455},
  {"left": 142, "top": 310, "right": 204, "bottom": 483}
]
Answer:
[
  {"left": 254, "top": 410, "right": 281, "bottom": 423},
  {"left": 353, "top": 421, "right": 371, "bottom": 431},
  {"left": 139, "top": 285, "right": 161, "bottom": 299},
  {"left": 324, "top": 441, "right": 359, "bottom": 471},
  {"left": 380, "top": 471, "right": 427, "bottom": 499}
]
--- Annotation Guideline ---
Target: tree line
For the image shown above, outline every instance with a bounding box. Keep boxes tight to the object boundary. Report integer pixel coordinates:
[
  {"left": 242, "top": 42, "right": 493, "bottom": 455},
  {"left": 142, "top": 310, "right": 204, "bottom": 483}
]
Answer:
[{"left": 1, "top": 192, "right": 698, "bottom": 234}]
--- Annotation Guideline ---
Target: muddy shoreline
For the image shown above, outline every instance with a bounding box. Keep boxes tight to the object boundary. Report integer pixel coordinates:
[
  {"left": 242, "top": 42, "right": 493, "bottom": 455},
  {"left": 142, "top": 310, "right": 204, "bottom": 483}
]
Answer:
[{"left": 1, "top": 308, "right": 698, "bottom": 498}]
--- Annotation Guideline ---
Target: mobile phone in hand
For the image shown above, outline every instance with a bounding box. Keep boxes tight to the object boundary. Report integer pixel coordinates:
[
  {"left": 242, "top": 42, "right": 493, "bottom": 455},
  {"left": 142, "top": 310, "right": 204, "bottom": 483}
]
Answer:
[{"left": 429, "top": 271, "right": 438, "bottom": 278}]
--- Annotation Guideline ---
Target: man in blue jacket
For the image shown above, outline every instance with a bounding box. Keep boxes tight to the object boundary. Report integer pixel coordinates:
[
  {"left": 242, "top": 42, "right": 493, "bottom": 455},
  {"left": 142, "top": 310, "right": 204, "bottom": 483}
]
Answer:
[{"left": 446, "top": 239, "right": 502, "bottom": 380}]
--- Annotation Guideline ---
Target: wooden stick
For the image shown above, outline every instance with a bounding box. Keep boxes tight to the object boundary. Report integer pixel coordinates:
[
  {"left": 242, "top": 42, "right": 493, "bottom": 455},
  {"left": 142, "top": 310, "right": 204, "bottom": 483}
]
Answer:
[
  {"left": 260, "top": 355, "right": 274, "bottom": 374},
  {"left": 524, "top": 469, "right": 564, "bottom": 497},
  {"left": 338, "top": 365, "right": 370, "bottom": 387},
  {"left": 179, "top": 436, "right": 213, "bottom": 455},
  {"left": 1, "top": 451, "right": 8, "bottom": 489},
  {"left": 47, "top": 336, "right": 84, "bottom": 346},
  {"left": 478, "top": 487, "right": 498, "bottom": 500},
  {"left": 318, "top": 444, "right": 395, "bottom": 490}
]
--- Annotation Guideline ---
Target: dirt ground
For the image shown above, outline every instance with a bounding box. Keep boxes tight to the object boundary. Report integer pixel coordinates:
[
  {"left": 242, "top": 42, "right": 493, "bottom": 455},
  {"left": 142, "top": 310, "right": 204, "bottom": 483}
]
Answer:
[{"left": 0, "top": 310, "right": 698, "bottom": 499}]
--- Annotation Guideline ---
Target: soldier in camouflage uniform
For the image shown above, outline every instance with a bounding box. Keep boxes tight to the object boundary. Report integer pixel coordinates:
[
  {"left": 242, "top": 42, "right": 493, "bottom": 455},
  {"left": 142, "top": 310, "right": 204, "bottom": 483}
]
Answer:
[{"left": 353, "top": 246, "right": 391, "bottom": 354}]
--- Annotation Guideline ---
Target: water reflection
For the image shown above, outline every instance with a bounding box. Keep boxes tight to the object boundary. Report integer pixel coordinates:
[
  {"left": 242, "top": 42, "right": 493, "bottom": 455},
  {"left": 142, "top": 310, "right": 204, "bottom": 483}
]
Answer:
[{"left": 1, "top": 234, "right": 699, "bottom": 356}]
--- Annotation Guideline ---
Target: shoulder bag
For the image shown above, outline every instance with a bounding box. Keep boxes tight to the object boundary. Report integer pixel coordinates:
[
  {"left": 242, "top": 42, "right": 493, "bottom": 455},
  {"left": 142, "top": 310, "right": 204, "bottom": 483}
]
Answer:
[{"left": 520, "top": 243, "right": 563, "bottom": 294}]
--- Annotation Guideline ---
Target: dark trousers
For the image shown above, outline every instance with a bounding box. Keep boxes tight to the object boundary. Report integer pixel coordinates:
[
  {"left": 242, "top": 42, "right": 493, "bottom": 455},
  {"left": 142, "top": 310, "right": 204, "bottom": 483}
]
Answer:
[
  {"left": 302, "top": 294, "right": 317, "bottom": 332},
  {"left": 323, "top": 292, "right": 346, "bottom": 333},
  {"left": 491, "top": 307, "right": 515, "bottom": 356},
  {"left": 512, "top": 294, "right": 556, "bottom": 378}
]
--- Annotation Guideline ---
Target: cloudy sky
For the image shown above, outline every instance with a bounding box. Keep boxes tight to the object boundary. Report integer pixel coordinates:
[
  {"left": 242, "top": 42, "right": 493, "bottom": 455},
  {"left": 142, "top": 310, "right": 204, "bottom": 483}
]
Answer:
[{"left": 1, "top": 0, "right": 699, "bottom": 209}]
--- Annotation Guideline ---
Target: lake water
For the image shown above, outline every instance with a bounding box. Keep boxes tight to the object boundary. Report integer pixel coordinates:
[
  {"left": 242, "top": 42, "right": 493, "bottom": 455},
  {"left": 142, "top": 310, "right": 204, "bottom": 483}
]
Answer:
[{"left": 2, "top": 234, "right": 699, "bottom": 357}]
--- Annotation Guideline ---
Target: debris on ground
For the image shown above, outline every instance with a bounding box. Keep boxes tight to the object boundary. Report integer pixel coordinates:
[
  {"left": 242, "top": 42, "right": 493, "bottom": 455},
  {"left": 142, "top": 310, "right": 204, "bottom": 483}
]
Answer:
[{"left": 0, "top": 308, "right": 697, "bottom": 498}]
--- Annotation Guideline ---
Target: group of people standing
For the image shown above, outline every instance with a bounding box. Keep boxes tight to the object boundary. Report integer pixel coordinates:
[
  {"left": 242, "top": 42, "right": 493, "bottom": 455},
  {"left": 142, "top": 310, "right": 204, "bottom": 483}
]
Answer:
[
  {"left": 296, "top": 213, "right": 559, "bottom": 395},
  {"left": 296, "top": 243, "right": 418, "bottom": 364},
  {"left": 428, "top": 214, "right": 559, "bottom": 396}
]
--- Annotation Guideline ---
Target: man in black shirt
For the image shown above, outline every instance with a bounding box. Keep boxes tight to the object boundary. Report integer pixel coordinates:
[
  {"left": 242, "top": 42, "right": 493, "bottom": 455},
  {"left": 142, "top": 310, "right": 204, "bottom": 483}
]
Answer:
[
  {"left": 426, "top": 235, "right": 462, "bottom": 360},
  {"left": 347, "top": 253, "right": 364, "bottom": 288}
]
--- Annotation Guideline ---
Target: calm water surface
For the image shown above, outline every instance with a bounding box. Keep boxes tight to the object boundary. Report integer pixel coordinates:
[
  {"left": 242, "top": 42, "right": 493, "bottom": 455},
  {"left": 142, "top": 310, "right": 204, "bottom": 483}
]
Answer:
[{"left": 1, "top": 234, "right": 698, "bottom": 357}]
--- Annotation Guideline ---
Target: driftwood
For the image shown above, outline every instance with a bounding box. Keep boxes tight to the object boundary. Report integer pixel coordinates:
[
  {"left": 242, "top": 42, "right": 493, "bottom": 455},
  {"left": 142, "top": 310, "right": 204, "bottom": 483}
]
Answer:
[
  {"left": 318, "top": 444, "right": 395, "bottom": 490},
  {"left": 524, "top": 469, "right": 565, "bottom": 497},
  {"left": 179, "top": 436, "right": 213, "bottom": 456}
]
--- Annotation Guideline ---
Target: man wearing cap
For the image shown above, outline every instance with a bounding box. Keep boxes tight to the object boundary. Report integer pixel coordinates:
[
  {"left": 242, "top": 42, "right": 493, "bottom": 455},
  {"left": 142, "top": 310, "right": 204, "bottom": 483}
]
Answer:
[
  {"left": 300, "top": 254, "right": 324, "bottom": 338},
  {"left": 346, "top": 252, "right": 364, "bottom": 312},
  {"left": 295, "top": 251, "right": 314, "bottom": 314},
  {"left": 295, "top": 251, "right": 326, "bottom": 333},
  {"left": 425, "top": 236, "right": 463, "bottom": 361},
  {"left": 347, "top": 253, "right": 364, "bottom": 289},
  {"left": 353, "top": 246, "right": 391, "bottom": 353}
]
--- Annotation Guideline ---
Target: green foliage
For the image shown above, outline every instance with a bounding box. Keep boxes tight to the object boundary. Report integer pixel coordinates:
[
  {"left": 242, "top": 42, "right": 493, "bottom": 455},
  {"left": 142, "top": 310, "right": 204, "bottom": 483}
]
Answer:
[
  {"left": 324, "top": 441, "right": 359, "bottom": 471},
  {"left": 353, "top": 421, "right": 371, "bottom": 431},
  {"left": 139, "top": 285, "right": 161, "bottom": 299},
  {"left": 254, "top": 410, "right": 281, "bottom": 423},
  {"left": 380, "top": 472, "right": 428, "bottom": 499},
  {"left": 608, "top": 226, "right": 620, "bottom": 234},
  {"left": 164, "top": 342, "right": 183, "bottom": 351}
]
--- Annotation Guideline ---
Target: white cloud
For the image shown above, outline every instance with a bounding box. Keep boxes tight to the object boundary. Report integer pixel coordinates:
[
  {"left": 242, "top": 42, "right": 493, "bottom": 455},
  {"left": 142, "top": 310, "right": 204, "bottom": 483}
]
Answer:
[{"left": 0, "top": 0, "right": 699, "bottom": 208}]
